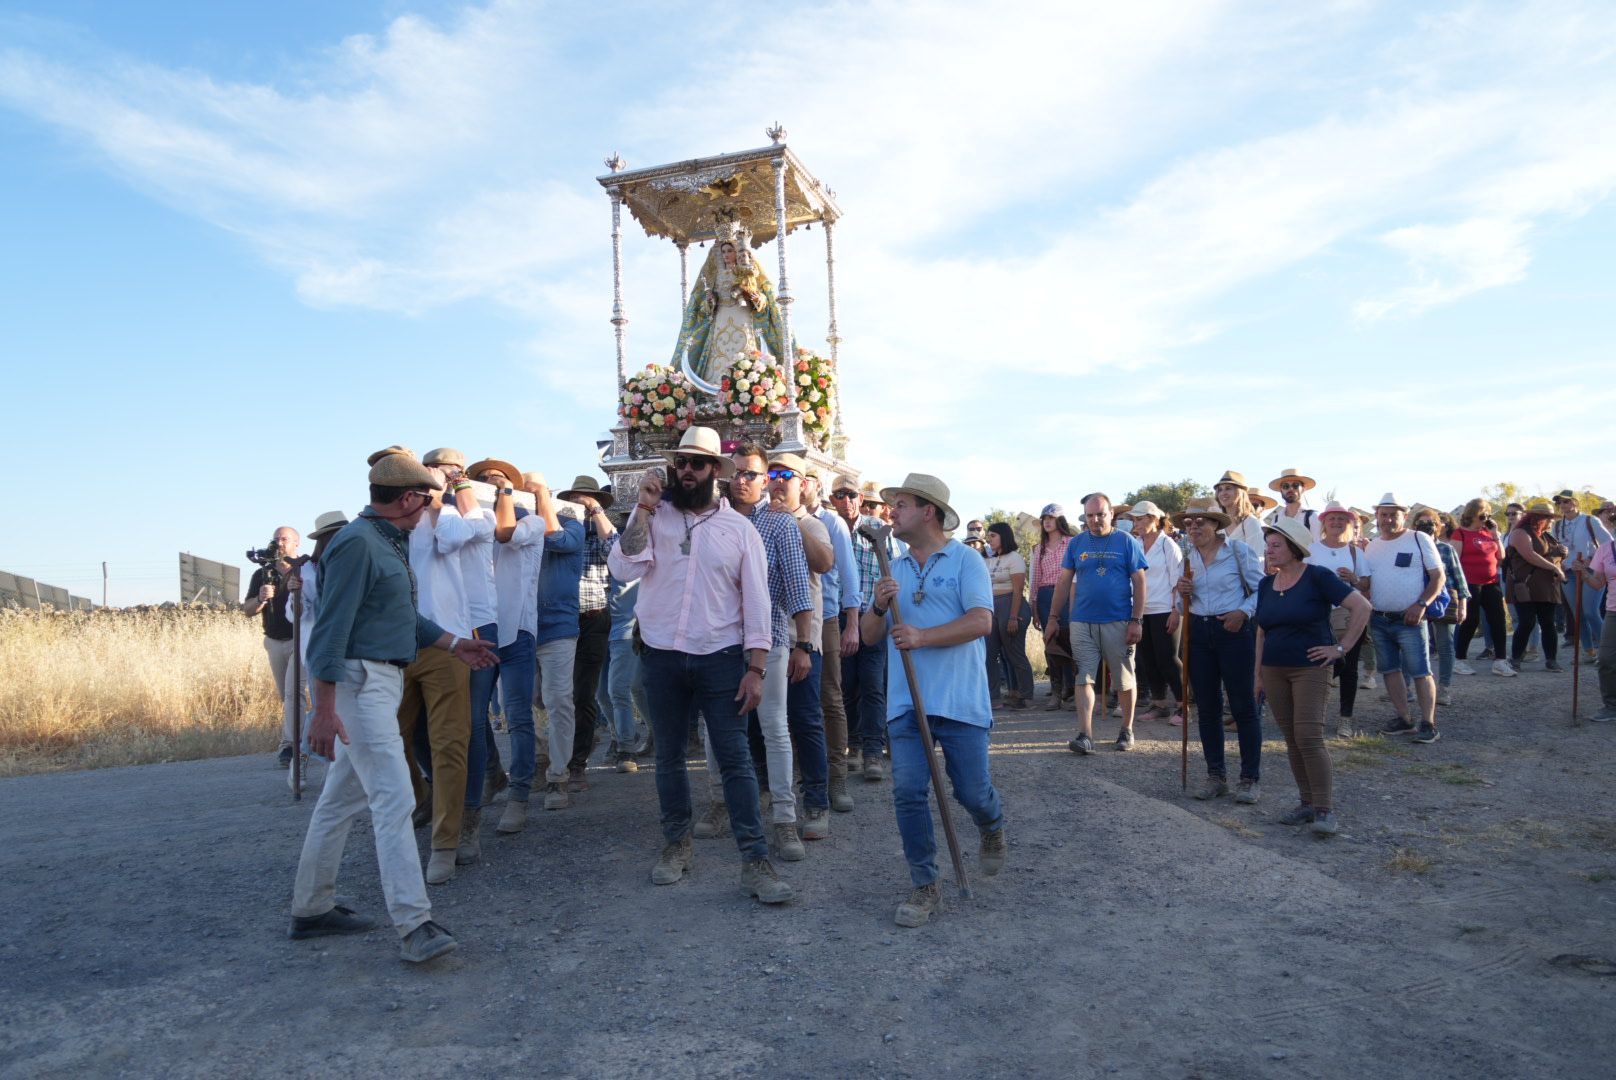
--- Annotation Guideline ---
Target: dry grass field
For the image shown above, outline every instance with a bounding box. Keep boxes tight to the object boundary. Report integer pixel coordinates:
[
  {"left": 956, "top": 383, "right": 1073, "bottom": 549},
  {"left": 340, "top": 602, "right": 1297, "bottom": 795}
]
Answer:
[{"left": 0, "top": 606, "right": 281, "bottom": 777}]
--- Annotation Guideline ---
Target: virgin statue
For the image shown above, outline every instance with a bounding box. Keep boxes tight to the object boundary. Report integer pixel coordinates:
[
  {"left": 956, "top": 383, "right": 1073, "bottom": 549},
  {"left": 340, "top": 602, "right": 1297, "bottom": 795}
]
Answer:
[{"left": 669, "top": 222, "right": 787, "bottom": 395}]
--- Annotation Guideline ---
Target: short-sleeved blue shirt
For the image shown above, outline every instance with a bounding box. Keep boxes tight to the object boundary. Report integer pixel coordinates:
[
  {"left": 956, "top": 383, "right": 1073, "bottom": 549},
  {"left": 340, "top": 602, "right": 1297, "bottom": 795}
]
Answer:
[
  {"left": 883, "top": 539, "right": 995, "bottom": 728},
  {"left": 1254, "top": 563, "right": 1354, "bottom": 667},
  {"left": 1062, "top": 530, "right": 1149, "bottom": 624}
]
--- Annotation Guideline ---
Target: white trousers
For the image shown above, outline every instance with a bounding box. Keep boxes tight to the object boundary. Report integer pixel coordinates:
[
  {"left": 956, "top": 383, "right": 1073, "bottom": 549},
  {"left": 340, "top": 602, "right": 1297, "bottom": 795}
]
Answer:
[
  {"left": 705, "top": 643, "right": 794, "bottom": 824},
  {"left": 290, "top": 660, "right": 431, "bottom": 938},
  {"left": 535, "top": 636, "right": 577, "bottom": 783},
  {"left": 264, "top": 636, "right": 300, "bottom": 750}
]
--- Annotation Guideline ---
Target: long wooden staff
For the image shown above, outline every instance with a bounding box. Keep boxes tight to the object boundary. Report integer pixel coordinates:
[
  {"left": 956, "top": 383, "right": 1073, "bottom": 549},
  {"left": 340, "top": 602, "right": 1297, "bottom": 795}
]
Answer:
[
  {"left": 1177, "top": 532, "right": 1194, "bottom": 792},
  {"left": 861, "top": 524, "right": 971, "bottom": 899}
]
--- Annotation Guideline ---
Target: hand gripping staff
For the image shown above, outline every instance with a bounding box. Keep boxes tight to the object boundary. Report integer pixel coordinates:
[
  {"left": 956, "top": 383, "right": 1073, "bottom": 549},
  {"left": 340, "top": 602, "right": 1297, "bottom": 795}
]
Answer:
[{"left": 860, "top": 524, "right": 972, "bottom": 900}]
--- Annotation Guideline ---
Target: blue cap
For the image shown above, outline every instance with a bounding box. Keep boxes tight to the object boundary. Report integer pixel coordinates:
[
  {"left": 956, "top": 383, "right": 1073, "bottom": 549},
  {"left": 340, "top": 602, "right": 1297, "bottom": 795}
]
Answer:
[{"left": 1040, "top": 503, "right": 1064, "bottom": 518}]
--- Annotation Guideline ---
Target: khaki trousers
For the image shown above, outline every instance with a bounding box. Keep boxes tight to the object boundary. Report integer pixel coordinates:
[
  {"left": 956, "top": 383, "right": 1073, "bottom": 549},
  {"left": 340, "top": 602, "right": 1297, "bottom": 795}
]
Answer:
[
  {"left": 263, "top": 636, "right": 298, "bottom": 750},
  {"left": 397, "top": 647, "right": 471, "bottom": 851},
  {"left": 821, "top": 618, "right": 846, "bottom": 772},
  {"left": 1264, "top": 664, "right": 1333, "bottom": 811}
]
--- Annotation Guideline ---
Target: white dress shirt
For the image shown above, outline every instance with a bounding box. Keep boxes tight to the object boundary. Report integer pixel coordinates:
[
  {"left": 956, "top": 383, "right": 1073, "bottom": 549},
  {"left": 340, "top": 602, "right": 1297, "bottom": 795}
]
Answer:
[
  {"left": 495, "top": 514, "right": 546, "bottom": 647},
  {"left": 409, "top": 505, "right": 472, "bottom": 639},
  {"left": 458, "top": 506, "right": 498, "bottom": 630}
]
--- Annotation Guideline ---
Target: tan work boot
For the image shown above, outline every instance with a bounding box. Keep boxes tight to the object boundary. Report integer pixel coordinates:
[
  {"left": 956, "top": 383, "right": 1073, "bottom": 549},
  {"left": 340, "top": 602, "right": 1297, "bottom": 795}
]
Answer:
[
  {"left": 774, "top": 821, "right": 806, "bottom": 862},
  {"left": 651, "top": 835, "right": 693, "bottom": 885},
  {"left": 828, "top": 772, "right": 854, "bottom": 813},
  {"left": 496, "top": 797, "right": 528, "bottom": 834},
  {"left": 979, "top": 825, "right": 1006, "bottom": 876},
  {"left": 740, "top": 858, "right": 793, "bottom": 904},
  {"left": 894, "top": 882, "right": 942, "bottom": 927},
  {"left": 543, "top": 781, "right": 570, "bottom": 811},
  {"left": 692, "top": 800, "right": 729, "bottom": 839},
  {"left": 425, "top": 848, "right": 456, "bottom": 885},
  {"left": 455, "top": 808, "right": 481, "bottom": 865},
  {"left": 801, "top": 806, "right": 830, "bottom": 841}
]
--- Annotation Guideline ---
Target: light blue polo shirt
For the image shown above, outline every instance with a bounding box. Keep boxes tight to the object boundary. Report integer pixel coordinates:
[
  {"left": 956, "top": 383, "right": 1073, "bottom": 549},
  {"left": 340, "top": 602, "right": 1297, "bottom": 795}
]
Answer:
[{"left": 883, "top": 539, "right": 995, "bottom": 728}]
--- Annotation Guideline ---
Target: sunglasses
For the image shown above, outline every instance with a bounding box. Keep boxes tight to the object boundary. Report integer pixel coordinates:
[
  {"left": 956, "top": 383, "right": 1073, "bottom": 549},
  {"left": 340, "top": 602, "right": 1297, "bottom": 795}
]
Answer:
[
  {"left": 832, "top": 490, "right": 858, "bottom": 500},
  {"left": 1279, "top": 482, "right": 1304, "bottom": 490},
  {"left": 1185, "top": 517, "right": 1214, "bottom": 527},
  {"left": 671, "top": 455, "right": 714, "bottom": 472},
  {"left": 767, "top": 468, "right": 799, "bottom": 481},
  {"left": 733, "top": 469, "right": 764, "bottom": 482},
  {"left": 861, "top": 501, "right": 880, "bottom": 511}
]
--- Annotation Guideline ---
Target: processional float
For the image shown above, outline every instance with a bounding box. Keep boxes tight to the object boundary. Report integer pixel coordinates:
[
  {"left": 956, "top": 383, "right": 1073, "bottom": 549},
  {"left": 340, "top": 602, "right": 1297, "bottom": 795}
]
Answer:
[{"left": 596, "top": 125, "right": 857, "bottom": 495}]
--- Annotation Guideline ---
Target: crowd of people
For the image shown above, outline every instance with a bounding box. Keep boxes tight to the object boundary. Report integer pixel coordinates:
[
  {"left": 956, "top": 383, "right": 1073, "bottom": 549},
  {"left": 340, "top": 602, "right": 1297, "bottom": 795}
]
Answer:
[{"left": 246, "top": 445, "right": 1612, "bottom": 962}]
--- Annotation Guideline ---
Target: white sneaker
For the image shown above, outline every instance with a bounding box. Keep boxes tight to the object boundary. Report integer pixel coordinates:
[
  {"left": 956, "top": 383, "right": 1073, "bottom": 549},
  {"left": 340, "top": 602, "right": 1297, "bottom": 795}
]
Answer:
[
  {"left": 1492, "top": 659, "right": 1517, "bottom": 678},
  {"left": 1436, "top": 687, "right": 1453, "bottom": 706},
  {"left": 1453, "top": 661, "right": 1475, "bottom": 676},
  {"left": 1359, "top": 673, "right": 1378, "bottom": 690}
]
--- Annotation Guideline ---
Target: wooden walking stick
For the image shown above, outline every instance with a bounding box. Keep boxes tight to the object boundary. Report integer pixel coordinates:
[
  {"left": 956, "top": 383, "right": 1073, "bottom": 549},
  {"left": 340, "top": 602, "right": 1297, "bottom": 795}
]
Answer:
[{"left": 861, "top": 524, "right": 972, "bottom": 900}]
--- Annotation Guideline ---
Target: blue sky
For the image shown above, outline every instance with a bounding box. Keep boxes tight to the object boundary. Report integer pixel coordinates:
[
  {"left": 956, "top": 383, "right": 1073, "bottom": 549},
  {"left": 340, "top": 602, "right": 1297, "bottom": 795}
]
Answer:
[{"left": 2, "top": 0, "right": 1613, "bottom": 604}]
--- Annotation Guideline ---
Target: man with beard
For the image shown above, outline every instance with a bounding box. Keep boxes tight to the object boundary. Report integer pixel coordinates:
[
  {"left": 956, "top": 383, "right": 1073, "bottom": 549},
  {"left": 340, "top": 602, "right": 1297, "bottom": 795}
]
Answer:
[
  {"left": 607, "top": 427, "right": 791, "bottom": 904},
  {"left": 290, "top": 448, "right": 496, "bottom": 963},
  {"left": 1264, "top": 468, "right": 1323, "bottom": 540}
]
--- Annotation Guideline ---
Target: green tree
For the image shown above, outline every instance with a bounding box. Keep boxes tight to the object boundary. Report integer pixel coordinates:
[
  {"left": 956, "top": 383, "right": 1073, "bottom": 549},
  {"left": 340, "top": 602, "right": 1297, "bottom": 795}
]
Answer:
[{"left": 1122, "top": 479, "right": 1208, "bottom": 516}]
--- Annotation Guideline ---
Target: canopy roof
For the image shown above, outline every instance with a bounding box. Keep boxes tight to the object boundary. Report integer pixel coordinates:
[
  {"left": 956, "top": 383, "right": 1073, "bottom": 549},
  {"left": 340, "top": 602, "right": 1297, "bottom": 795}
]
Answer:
[{"left": 598, "top": 142, "right": 841, "bottom": 247}]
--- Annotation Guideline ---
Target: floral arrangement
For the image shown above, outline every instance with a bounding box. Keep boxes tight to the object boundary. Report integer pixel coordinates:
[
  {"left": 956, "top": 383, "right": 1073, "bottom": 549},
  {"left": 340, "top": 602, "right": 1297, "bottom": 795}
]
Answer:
[
  {"left": 719, "top": 351, "right": 792, "bottom": 419},
  {"left": 619, "top": 363, "right": 693, "bottom": 433},
  {"left": 792, "top": 347, "right": 835, "bottom": 444}
]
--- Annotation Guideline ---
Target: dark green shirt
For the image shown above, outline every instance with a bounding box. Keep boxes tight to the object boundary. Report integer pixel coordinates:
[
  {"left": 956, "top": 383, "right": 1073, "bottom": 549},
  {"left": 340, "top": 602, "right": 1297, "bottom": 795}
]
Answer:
[{"left": 307, "top": 510, "right": 446, "bottom": 683}]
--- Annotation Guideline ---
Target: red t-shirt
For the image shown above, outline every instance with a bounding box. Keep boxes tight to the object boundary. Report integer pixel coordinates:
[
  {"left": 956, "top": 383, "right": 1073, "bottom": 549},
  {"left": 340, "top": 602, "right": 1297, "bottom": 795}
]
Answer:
[{"left": 1449, "top": 526, "right": 1502, "bottom": 586}]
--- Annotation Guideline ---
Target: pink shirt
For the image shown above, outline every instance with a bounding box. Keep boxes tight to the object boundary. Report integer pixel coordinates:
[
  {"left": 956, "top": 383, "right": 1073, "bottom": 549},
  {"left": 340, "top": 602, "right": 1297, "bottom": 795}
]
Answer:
[
  {"left": 608, "top": 497, "right": 773, "bottom": 655},
  {"left": 1032, "top": 535, "right": 1072, "bottom": 592},
  {"left": 1591, "top": 545, "right": 1616, "bottom": 614}
]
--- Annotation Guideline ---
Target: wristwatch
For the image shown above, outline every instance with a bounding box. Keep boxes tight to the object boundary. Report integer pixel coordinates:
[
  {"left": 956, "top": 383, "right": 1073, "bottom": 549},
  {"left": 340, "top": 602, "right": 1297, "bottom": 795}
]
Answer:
[
  {"left": 499, "top": 486, "right": 514, "bottom": 496},
  {"left": 794, "top": 640, "right": 819, "bottom": 654}
]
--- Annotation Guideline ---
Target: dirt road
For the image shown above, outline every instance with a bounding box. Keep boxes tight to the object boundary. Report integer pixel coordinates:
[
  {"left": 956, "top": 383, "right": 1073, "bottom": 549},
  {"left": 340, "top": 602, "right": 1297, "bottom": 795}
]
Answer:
[{"left": 3, "top": 667, "right": 1612, "bottom": 1078}]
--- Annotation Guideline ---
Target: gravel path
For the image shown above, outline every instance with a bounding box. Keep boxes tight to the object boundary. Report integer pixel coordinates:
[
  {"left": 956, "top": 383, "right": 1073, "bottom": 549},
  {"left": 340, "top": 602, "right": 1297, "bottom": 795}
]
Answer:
[{"left": 2, "top": 665, "right": 1612, "bottom": 1079}]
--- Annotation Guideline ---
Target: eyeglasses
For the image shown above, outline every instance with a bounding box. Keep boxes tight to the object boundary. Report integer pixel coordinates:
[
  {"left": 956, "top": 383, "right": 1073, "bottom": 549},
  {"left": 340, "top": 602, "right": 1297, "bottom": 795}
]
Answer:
[
  {"left": 1185, "top": 517, "right": 1213, "bottom": 527},
  {"left": 671, "top": 455, "right": 714, "bottom": 472},
  {"left": 861, "top": 501, "right": 880, "bottom": 511},
  {"left": 733, "top": 469, "right": 764, "bottom": 482},
  {"left": 767, "top": 468, "right": 799, "bottom": 481}
]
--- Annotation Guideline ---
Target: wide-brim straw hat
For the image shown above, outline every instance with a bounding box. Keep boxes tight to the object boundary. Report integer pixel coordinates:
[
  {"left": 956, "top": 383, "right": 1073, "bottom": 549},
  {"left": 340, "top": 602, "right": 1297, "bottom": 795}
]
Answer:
[
  {"left": 1553, "top": 489, "right": 1577, "bottom": 503},
  {"left": 1318, "top": 500, "right": 1356, "bottom": 523},
  {"left": 1523, "top": 499, "right": 1556, "bottom": 518},
  {"left": 858, "top": 481, "right": 886, "bottom": 505},
  {"left": 557, "top": 473, "right": 614, "bottom": 508},
  {"left": 468, "top": 459, "right": 524, "bottom": 490},
  {"left": 1262, "top": 515, "right": 1314, "bottom": 558},
  {"left": 1269, "top": 468, "right": 1316, "bottom": 492},
  {"left": 880, "top": 473, "right": 961, "bottom": 531},
  {"left": 369, "top": 452, "right": 443, "bottom": 491},
  {"left": 1172, "top": 498, "right": 1231, "bottom": 529},
  {"left": 1127, "top": 500, "right": 1166, "bottom": 520},
  {"left": 1247, "top": 488, "right": 1278, "bottom": 511},
  {"left": 309, "top": 510, "right": 350, "bottom": 539},
  {"left": 1351, "top": 507, "right": 1373, "bottom": 525},
  {"left": 423, "top": 447, "right": 466, "bottom": 468},
  {"left": 658, "top": 425, "right": 735, "bottom": 478},
  {"left": 1213, "top": 470, "right": 1248, "bottom": 489}
]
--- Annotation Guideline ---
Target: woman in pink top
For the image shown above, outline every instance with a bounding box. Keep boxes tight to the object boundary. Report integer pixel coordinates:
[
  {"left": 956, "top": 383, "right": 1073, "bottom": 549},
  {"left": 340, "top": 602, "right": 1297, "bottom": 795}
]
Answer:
[
  {"left": 1031, "top": 504, "right": 1077, "bottom": 709},
  {"left": 1449, "top": 497, "right": 1513, "bottom": 677}
]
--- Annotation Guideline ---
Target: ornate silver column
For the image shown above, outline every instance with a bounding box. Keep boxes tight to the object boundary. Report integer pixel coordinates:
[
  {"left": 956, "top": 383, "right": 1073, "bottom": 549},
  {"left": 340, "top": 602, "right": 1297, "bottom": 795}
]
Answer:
[
  {"left": 823, "top": 213, "right": 846, "bottom": 449},
  {"left": 677, "top": 242, "right": 690, "bottom": 310},
  {"left": 768, "top": 125, "right": 804, "bottom": 447},
  {"left": 606, "top": 153, "right": 627, "bottom": 390}
]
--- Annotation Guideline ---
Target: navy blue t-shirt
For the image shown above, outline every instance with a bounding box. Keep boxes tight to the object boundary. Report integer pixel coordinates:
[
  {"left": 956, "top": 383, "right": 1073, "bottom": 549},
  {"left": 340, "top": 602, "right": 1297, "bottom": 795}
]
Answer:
[{"left": 1254, "top": 563, "right": 1353, "bottom": 667}]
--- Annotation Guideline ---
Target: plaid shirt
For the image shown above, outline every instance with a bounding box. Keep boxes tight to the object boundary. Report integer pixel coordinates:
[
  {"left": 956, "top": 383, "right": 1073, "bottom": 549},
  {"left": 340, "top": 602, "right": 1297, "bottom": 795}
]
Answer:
[
  {"left": 578, "top": 522, "right": 615, "bottom": 614},
  {"left": 849, "top": 513, "right": 893, "bottom": 612},
  {"left": 742, "top": 500, "right": 814, "bottom": 647},
  {"left": 1434, "top": 538, "right": 1471, "bottom": 601}
]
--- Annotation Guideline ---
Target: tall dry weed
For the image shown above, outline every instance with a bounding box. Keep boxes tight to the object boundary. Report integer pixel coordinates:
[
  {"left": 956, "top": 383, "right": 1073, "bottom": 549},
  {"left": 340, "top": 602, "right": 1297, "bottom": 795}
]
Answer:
[{"left": 0, "top": 607, "right": 281, "bottom": 776}]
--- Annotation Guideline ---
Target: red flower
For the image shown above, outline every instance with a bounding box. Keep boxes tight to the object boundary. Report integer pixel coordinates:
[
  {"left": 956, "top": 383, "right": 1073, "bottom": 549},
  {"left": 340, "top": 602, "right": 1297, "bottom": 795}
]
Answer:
[
  {"left": 721, "top": 378, "right": 731, "bottom": 389},
  {"left": 749, "top": 404, "right": 762, "bottom": 415},
  {"left": 816, "top": 377, "right": 827, "bottom": 388},
  {"left": 796, "top": 360, "right": 810, "bottom": 372},
  {"left": 658, "top": 383, "right": 670, "bottom": 395}
]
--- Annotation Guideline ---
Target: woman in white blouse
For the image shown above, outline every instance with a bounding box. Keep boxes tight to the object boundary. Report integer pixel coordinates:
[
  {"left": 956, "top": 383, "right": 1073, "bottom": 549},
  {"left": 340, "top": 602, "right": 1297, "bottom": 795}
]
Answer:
[
  {"left": 1305, "top": 501, "right": 1368, "bottom": 737},
  {"left": 1214, "top": 470, "right": 1266, "bottom": 551},
  {"left": 985, "top": 522, "right": 1034, "bottom": 710},
  {"left": 1128, "top": 502, "right": 1185, "bottom": 723}
]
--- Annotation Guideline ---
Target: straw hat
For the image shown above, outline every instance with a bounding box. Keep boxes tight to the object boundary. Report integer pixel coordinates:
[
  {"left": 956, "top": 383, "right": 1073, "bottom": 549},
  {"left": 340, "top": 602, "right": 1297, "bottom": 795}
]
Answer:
[
  {"left": 658, "top": 426, "right": 735, "bottom": 478},
  {"left": 1269, "top": 468, "right": 1316, "bottom": 493},
  {"left": 309, "top": 511, "right": 350, "bottom": 539},
  {"left": 1351, "top": 507, "right": 1373, "bottom": 526},
  {"left": 1247, "top": 488, "right": 1278, "bottom": 511},
  {"left": 1127, "top": 500, "right": 1166, "bottom": 520},
  {"left": 1375, "top": 492, "right": 1409, "bottom": 512},
  {"left": 369, "top": 452, "right": 442, "bottom": 490},
  {"left": 1112, "top": 502, "right": 1133, "bottom": 517},
  {"left": 1262, "top": 515, "right": 1314, "bottom": 558},
  {"left": 557, "top": 474, "right": 614, "bottom": 508},
  {"left": 423, "top": 448, "right": 466, "bottom": 468},
  {"left": 468, "top": 458, "right": 524, "bottom": 491},
  {"left": 880, "top": 473, "right": 961, "bottom": 531},
  {"left": 858, "top": 480, "right": 886, "bottom": 505},
  {"left": 1213, "top": 470, "right": 1248, "bottom": 489},
  {"left": 1318, "top": 500, "right": 1355, "bottom": 523},
  {"left": 1171, "top": 498, "right": 1231, "bottom": 529},
  {"left": 366, "top": 445, "right": 415, "bottom": 467},
  {"left": 1522, "top": 499, "right": 1556, "bottom": 518}
]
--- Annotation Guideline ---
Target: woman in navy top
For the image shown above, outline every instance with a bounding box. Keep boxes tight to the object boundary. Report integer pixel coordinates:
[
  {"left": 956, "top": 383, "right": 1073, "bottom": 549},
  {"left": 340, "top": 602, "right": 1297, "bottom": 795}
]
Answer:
[{"left": 1254, "top": 518, "right": 1371, "bottom": 836}]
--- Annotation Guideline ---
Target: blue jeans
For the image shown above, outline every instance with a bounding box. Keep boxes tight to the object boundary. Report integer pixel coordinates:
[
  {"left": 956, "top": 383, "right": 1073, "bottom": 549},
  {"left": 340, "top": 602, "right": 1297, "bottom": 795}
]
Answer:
[
  {"left": 1427, "top": 619, "right": 1455, "bottom": 687},
  {"left": 1564, "top": 579, "right": 1604, "bottom": 651},
  {"left": 785, "top": 651, "right": 828, "bottom": 811},
  {"left": 465, "top": 621, "right": 498, "bottom": 809},
  {"left": 640, "top": 645, "right": 767, "bottom": 861},
  {"left": 598, "top": 637, "right": 648, "bottom": 750},
  {"left": 1369, "top": 613, "right": 1432, "bottom": 680},
  {"left": 1187, "top": 615, "right": 1260, "bottom": 781},
  {"left": 498, "top": 631, "right": 538, "bottom": 802},
  {"left": 889, "top": 711, "right": 1003, "bottom": 887},
  {"left": 842, "top": 632, "right": 888, "bottom": 755}
]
